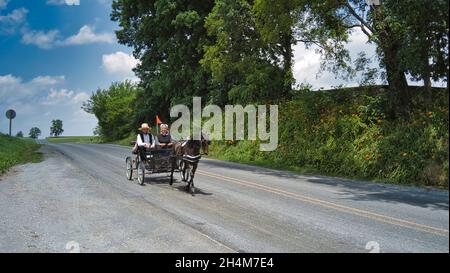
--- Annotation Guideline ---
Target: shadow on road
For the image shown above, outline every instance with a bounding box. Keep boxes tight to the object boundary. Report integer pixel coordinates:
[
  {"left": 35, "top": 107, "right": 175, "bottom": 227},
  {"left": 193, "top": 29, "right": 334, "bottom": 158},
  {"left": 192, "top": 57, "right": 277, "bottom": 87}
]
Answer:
[
  {"left": 202, "top": 159, "right": 449, "bottom": 211},
  {"left": 140, "top": 175, "right": 213, "bottom": 196},
  {"left": 306, "top": 177, "right": 449, "bottom": 211}
]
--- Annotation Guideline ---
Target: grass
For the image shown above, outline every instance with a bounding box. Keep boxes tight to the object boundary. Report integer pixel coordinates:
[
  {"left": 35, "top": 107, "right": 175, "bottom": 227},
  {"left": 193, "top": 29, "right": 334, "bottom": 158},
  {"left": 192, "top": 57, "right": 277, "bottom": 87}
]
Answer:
[
  {"left": 46, "top": 136, "right": 100, "bottom": 144},
  {"left": 109, "top": 134, "right": 136, "bottom": 147},
  {"left": 0, "top": 134, "right": 43, "bottom": 174}
]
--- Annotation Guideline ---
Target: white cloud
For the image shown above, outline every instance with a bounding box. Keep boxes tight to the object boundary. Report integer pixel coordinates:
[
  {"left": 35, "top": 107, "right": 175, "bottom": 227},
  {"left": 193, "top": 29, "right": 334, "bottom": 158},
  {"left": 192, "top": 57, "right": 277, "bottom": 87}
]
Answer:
[
  {"left": 48, "top": 88, "right": 74, "bottom": 99},
  {"left": 46, "top": 0, "right": 80, "bottom": 6},
  {"left": 72, "top": 92, "right": 90, "bottom": 104},
  {"left": 0, "top": 74, "right": 97, "bottom": 137},
  {"left": 0, "top": 74, "right": 65, "bottom": 103},
  {"left": 60, "top": 25, "right": 114, "bottom": 46},
  {"left": 30, "top": 75, "right": 66, "bottom": 86},
  {"left": 0, "top": 7, "right": 28, "bottom": 34},
  {"left": 21, "top": 29, "right": 60, "bottom": 49},
  {"left": 102, "top": 51, "right": 139, "bottom": 78},
  {"left": 0, "top": 7, "right": 27, "bottom": 23},
  {"left": 293, "top": 31, "right": 379, "bottom": 89},
  {"left": 41, "top": 89, "right": 91, "bottom": 106},
  {"left": 21, "top": 25, "right": 114, "bottom": 49}
]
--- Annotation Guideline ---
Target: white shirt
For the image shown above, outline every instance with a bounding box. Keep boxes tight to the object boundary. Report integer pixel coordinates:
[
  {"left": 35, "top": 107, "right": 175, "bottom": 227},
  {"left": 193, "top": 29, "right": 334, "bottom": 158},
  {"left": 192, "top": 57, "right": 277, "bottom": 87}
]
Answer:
[{"left": 137, "top": 133, "right": 157, "bottom": 147}]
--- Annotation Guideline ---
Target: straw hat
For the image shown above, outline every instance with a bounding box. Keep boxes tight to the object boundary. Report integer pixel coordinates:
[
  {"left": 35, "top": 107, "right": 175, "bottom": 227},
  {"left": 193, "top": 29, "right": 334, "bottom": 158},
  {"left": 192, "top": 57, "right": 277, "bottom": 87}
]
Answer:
[{"left": 139, "top": 123, "right": 151, "bottom": 131}]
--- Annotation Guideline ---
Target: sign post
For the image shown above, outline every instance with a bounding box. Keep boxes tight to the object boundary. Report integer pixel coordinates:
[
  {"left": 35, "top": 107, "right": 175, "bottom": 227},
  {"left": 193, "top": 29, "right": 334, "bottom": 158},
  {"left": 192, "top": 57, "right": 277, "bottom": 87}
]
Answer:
[{"left": 5, "top": 109, "right": 16, "bottom": 136}]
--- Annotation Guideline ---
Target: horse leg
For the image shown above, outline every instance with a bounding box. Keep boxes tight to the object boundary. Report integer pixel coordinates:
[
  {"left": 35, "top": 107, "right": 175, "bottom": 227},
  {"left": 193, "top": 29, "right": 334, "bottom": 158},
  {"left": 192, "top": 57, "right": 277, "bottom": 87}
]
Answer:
[
  {"left": 182, "top": 162, "right": 188, "bottom": 182},
  {"left": 188, "top": 163, "right": 197, "bottom": 194},
  {"left": 169, "top": 156, "right": 175, "bottom": 186},
  {"left": 184, "top": 164, "right": 191, "bottom": 191}
]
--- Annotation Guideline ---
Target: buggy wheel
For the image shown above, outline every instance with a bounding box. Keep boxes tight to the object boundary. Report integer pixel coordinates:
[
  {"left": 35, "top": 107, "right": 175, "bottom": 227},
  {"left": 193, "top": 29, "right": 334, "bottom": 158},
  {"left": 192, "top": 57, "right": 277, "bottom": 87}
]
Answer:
[
  {"left": 137, "top": 162, "right": 145, "bottom": 185},
  {"left": 126, "top": 157, "right": 133, "bottom": 180}
]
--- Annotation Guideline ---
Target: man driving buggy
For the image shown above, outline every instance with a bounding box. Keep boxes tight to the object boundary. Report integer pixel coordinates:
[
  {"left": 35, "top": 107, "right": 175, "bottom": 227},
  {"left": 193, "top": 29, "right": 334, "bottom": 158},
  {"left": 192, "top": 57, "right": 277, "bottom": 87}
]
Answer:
[{"left": 133, "top": 123, "right": 157, "bottom": 161}]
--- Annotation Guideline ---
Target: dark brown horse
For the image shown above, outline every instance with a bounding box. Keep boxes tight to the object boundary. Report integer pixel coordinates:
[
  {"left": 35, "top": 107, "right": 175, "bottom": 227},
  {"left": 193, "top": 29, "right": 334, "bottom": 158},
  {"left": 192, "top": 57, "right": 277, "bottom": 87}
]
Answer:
[{"left": 171, "top": 133, "right": 210, "bottom": 194}]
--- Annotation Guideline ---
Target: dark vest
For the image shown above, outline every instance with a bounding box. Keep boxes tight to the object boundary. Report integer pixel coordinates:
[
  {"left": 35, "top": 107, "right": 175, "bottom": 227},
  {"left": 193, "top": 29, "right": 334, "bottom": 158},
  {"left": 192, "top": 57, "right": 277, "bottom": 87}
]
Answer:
[
  {"left": 139, "top": 133, "right": 153, "bottom": 144},
  {"left": 157, "top": 133, "right": 171, "bottom": 144}
]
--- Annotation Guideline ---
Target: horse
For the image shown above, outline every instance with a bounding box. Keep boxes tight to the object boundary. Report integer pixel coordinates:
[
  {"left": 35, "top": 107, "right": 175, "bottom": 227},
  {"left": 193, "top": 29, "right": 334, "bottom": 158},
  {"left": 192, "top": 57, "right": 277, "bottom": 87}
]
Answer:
[{"left": 171, "top": 133, "right": 211, "bottom": 194}]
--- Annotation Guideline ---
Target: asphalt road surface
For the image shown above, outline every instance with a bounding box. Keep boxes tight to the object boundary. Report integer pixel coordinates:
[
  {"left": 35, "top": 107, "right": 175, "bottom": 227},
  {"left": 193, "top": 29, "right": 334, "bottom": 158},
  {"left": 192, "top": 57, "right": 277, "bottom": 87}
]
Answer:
[{"left": 0, "top": 143, "right": 448, "bottom": 252}]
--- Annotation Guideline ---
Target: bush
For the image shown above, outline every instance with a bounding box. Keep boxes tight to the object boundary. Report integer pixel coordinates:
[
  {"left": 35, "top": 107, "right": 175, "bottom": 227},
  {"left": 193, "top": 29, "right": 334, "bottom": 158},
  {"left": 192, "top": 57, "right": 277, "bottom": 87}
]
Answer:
[
  {"left": 82, "top": 81, "right": 140, "bottom": 142},
  {"left": 209, "top": 87, "right": 449, "bottom": 188}
]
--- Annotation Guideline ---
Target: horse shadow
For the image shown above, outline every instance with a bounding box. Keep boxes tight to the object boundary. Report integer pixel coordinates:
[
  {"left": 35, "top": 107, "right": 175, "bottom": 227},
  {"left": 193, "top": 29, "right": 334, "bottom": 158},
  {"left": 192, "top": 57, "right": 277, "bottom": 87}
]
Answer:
[{"left": 141, "top": 174, "right": 213, "bottom": 196}]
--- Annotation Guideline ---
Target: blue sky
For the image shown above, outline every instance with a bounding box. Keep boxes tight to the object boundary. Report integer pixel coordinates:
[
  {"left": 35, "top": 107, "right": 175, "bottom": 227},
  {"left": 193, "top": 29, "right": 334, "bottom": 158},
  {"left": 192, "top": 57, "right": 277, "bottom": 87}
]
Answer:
[
  {"left": 0, "top": 0, "right": 138, "bottom": 137},
  {"left": 0, "top": 0, "right": 440, "bottom": 137}
]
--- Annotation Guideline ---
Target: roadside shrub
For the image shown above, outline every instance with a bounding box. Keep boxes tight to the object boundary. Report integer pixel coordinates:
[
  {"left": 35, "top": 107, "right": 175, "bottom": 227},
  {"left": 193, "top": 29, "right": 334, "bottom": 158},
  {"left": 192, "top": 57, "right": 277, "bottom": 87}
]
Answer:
[{"left": 209, "top": 87, "right": 449, "bottom": 188}]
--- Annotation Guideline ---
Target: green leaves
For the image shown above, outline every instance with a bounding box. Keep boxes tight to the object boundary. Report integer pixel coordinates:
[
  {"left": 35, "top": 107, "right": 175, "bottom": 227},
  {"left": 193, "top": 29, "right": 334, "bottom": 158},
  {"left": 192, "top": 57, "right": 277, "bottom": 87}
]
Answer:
[
  {"left": 82, "top": 81, "right": 140, "bottom": 141},
  {"left": 50, "top": 119, "right": 64, "bottom": 137},
  {"left": 173, "top": 10, "right": 200, "bottom": 28},
  {"left": 112, "top": 0, "right": 214, "bottom": 118},
  {"left": 28, "top": 127, "right": 41, "bottom": 139}
]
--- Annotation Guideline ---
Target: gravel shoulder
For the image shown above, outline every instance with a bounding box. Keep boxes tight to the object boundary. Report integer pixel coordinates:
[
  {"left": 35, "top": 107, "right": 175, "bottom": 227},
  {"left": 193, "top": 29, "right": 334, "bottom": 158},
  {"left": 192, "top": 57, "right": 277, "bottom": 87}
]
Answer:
[{"left": 0, "top": 146, "right": 232, "bottom": 253}]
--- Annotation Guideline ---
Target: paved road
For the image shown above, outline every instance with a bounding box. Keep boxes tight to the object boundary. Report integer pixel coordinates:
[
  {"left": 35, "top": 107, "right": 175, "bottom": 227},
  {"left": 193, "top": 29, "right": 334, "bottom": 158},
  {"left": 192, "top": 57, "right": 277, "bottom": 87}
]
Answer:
[{"left": 0, "top": 143, "right": 448, "bottom": 252}]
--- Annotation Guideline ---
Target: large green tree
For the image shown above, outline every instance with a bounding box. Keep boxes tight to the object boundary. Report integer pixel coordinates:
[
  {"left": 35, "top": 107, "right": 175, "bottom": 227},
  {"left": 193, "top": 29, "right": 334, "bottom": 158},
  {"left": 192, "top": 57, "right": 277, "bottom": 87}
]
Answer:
[
  {"left": 111, "top": 0, "right": 214, "bottom": 120},
  {"left": 201, "top": 0, "right": 285, "bottom": 104},
  {"left": 82, "top": 81, "right": 139, "bottom": 141},
  {"left": 313, "top": 0, "right": 448, "bottom": 116},
  {"left": 388, "top": 0, "right": 449, "bottom": 89},
  {"left": 50, "top": 119, "right": 64, "bottom": 137},
  {"left": 28, "top": 127, "right": 41, "bottom": 139},
  {"left": 202, "top": 0, "right": 350, "bottom": 104}
]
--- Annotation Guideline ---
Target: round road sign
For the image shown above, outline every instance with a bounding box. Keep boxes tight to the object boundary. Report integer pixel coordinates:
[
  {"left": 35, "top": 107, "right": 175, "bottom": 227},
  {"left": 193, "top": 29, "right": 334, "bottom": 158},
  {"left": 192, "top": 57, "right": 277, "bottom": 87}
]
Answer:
[{"left": 6, "top": 109, "right": 16, "bottom": 119}]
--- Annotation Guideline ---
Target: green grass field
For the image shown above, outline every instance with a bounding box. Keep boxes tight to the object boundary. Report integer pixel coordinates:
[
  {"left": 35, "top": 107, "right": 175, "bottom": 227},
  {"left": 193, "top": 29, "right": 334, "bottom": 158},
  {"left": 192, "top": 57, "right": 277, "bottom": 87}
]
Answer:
[
  {"left": 46, "top": 136, "right": 100, "bottom": 144},
  {"left": 0, "top": 134, "right": 43, "bottom": 174},
  {"left": 110, "top": 134, "right": 135, "bottom": 147}
]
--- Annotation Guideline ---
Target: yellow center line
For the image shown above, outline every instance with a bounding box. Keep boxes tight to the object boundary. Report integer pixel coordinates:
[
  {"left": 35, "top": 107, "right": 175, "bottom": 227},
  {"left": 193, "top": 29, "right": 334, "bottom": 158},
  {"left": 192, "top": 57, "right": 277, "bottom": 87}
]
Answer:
[{"left": 197, "top": 170, "right": 449, "bottom": 237}]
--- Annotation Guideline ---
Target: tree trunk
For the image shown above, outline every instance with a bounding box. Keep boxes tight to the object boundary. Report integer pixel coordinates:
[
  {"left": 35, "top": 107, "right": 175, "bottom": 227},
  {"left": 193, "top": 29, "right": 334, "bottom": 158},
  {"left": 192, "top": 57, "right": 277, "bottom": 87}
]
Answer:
[
  {"left": 421, "top": 43, "right": 431, "bottom": 89},
  {"left": 424, "top": 77, "right": 432, "bottom": 89},
  {"left": 383, "top": 46, "right": 410, "bottom": 118},
  {"left": 371, "top": 5, "right": 409, "bottom": 118},
  {"left": 282, "top": 33, "right": 293, "bottom": 100}
]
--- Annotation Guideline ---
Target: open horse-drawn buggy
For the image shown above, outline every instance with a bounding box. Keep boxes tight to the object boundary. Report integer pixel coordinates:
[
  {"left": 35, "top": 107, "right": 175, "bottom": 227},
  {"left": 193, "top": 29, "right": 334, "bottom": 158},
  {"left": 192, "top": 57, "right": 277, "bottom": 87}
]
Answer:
[{"left": 125, "top": 135, "right": 210, "bottom": 194}]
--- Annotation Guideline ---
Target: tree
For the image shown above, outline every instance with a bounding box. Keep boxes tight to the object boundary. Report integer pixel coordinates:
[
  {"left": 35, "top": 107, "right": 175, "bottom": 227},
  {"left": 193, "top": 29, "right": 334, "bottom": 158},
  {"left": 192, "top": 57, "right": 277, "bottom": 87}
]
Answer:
[
  {"left": 15, "top": 131, "right": 23, "bottom": 138},
  {"left": 50, "top": 119, "right": 64, "bottom": 137},
  {"left": 202, "top": 0, "right": 350, "bottom": 104},
  {"left": 111, "top": 0, "right": 215, "bottom": 120},
  {"left": 252, "top": 0, "right": 303, "bottom": 98},
  {"left": 312, "top": 0, "right": 448, "bottom": 116},
  {"left": 201, "top": 0, "right": 285, "bottom": 104},
  {"left": 29, "top": 127, "right": 41, "bottom": 139},
  {"left": 388, "top": 0, "right": 449, "bottom": 90},
  {"left": 82, "top": 81, "right": 139, "bottom": 141}
]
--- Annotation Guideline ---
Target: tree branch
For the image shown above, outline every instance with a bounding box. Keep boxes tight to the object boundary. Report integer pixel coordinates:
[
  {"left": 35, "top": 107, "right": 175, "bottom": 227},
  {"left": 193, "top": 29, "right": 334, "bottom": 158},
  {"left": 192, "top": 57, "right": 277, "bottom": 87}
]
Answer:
[{"left": 337, "top": 0, "right": 375, "bottom": 34}]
